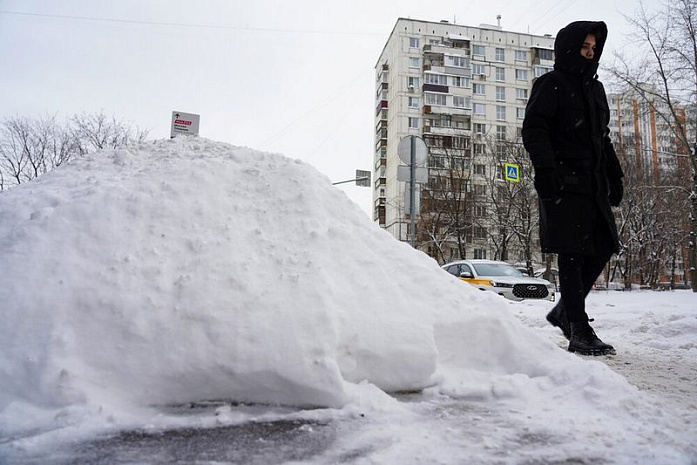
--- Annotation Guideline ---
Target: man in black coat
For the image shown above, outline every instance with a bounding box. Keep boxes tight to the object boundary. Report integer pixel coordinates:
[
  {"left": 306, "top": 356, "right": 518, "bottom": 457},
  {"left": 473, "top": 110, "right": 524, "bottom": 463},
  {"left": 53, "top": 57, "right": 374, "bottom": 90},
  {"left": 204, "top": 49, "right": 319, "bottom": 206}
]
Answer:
[{"left": 522, "top": 21, "right": 624, "bottom": 356}]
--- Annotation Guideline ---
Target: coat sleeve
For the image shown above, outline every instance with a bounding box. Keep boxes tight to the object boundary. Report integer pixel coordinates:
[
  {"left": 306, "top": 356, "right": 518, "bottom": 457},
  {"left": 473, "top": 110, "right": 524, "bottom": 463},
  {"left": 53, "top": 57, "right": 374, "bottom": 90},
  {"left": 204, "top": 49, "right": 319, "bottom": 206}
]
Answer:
[
  {"left": 597, "top": 81, "right": 624, "bottom": 180},
  {"left": 522, "top": 74, "right": 559, "bottom": 170}
]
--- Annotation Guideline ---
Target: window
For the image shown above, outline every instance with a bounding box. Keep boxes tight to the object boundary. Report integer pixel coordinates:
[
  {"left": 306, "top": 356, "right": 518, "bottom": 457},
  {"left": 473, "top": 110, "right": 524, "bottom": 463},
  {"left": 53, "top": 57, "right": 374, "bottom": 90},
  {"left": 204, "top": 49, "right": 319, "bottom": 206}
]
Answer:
[
  {"left": 452, "top": 76, "right": 470, "bottom": 87},
  {"left": 409, "top": 57, "right": 420, "bottom": 68},
  {"left": 474, "top": 205, "right": 486, "bottom": 217},
  {"left": 453, "top": 96, "right": 466, "bottom": 108},
  {"left": 474, "top": 164, "right": 486, "bottom": 175},
  {"left": 407, "top": 76, "right": 420, "bottom": 88},
  {"left": 515, "top": 50, "right": 527, "bottom": 61},
  {"left": 495, "top": 48, "right": 505, "bottom": 61},
  {"left": 425, "top": 93, "right": 447, "bottom": 106},
  {"left": 496, "top": 125, "right": 507, "bottom": 140},
  {"left": 534, "top": 66, "right": 553, "bottom": 77},
  {"left": 474, "top": 103, "right": 486, "bottom": 115},
  {"left": 496, "top": 86, "right": 506, "bottom": 102},
  {"left": 538, "top": 49, "right": 553, "bottom": 60},
  {"left": 409, "top": 97, "right": 420, "bottom": 108},
  {"left": 472, "top": 63, "right": 486, "bottom": 75},
  {"left": 409, "top": 117, "right": 419, "bottom": 129},
  {"left": 474, "top": 123, "right": 486, "bottom": 135},
  {"left": 474, "top": 185, "right": 486, "bottom": 196},
  {"left": 496, "top": 106, "right": 506, "bottom": 121},
  {"left": 515, "top": 69, "right": 528, "bottom": 81},
  {"left": 473, "top": 143, "right": 485, "bottom": 155},
  {"left": 409, "top": 37, "right": 420, "bottom": 48},
  {"left": 516, "top": 108, "right": 525, "bottom": 119},
  {"left": 474, "top": 249, "right": 487, "bottom": 259},
  {"left": 473, "top": 83, "right": 485, "bottom": 95},
  {"left": 474, "top": 225, "right": 488, "bottom": 239},
  {"left": 446, "top": 55, "right": 468, "bottom": 67},
  {"left": 495, "top": 67, "right": 505, "bottom": 81},
  {"left": 425, "top": 73, "right": 448, "bottom": 85},
  {"left": 472, "top": 44, "right": 486, "bottom": 57},
  {"left": 515, "top": 88, "right": 528, "bottom": 100}
]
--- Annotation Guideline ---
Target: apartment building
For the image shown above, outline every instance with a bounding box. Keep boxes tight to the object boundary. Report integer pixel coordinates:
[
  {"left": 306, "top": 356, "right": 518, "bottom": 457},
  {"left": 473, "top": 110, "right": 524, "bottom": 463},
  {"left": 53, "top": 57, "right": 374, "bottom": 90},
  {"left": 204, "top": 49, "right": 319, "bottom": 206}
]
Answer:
[
  {"left": 607, "top": 86, "right": 690, "bottom": 177},
  {"left": 373, "top": 18, "right": 555, "bottom": 263}
]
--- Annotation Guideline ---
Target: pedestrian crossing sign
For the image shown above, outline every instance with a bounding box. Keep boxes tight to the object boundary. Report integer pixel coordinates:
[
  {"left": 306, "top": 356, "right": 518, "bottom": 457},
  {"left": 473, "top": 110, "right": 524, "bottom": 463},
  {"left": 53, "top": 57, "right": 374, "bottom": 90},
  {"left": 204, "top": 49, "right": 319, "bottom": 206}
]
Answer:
[{"left": 504, "top": 163, "right": 520, "bottom": 182}]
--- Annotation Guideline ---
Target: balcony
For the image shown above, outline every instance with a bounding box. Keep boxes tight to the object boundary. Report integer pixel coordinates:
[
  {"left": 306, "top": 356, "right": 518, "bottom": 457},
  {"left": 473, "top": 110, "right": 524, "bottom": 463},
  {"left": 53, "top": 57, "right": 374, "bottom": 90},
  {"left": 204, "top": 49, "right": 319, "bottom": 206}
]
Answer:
[
  {"left": 375, "top": 99, "right": 388, "bottom": 116},
  {"left": 423, "top": 83, "right": 449, "bottom": 94}
]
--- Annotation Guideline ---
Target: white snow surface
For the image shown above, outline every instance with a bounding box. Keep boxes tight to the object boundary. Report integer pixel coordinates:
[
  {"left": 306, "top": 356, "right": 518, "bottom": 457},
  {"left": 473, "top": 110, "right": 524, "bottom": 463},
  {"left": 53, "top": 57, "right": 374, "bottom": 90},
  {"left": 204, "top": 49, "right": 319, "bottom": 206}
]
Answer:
[{"left": 0, "top": 137, "right": 695, "bottom": 463}]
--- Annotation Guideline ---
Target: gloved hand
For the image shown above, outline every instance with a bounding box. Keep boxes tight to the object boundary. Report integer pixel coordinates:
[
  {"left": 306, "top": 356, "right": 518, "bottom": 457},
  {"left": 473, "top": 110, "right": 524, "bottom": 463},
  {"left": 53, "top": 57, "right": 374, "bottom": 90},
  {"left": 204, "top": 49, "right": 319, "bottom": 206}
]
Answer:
[
  {"left": 534, "top": 167, "right": 561, "bottom": 201},
  {"left": 609, "top": 177, "right": 623, "bottom": 206}
]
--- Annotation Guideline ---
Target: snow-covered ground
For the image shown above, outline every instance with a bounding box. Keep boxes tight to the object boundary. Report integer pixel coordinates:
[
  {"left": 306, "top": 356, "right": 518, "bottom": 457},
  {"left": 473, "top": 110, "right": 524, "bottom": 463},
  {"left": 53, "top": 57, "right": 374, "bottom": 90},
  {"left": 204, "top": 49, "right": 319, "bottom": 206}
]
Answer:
[{"left": 1, "top": 137, "right": 695, "bottom": 464}]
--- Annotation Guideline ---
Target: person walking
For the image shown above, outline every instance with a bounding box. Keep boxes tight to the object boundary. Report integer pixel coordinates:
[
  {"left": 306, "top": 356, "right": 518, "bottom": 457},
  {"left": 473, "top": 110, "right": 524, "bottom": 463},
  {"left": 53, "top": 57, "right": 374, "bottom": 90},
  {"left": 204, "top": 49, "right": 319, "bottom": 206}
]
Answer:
[{"left": 522, "top": 21, "right": 624, "bottom": 356}]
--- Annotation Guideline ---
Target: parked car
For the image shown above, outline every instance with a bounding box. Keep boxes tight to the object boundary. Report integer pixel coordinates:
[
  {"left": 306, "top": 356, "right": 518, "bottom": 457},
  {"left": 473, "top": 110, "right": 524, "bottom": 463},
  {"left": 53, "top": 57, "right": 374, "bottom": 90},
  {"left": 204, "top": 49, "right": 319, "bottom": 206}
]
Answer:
[{"left": 442, "top": 259, "right": 556, "bottom": 302}]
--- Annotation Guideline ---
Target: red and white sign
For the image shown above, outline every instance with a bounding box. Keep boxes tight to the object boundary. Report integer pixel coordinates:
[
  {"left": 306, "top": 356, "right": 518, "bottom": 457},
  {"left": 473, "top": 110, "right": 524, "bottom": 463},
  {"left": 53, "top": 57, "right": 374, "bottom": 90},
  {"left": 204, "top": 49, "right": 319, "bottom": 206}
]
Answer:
[{"left": 170, "top": 111, "right": 200, "bottom": 138}]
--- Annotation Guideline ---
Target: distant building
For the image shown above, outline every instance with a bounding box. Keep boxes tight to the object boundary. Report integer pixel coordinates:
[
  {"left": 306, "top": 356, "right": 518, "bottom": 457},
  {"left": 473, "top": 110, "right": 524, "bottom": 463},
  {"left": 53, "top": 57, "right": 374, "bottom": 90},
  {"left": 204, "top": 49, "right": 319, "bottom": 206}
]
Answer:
[{"left": 373, "top": 18, "right": 554, "bottom": 263}]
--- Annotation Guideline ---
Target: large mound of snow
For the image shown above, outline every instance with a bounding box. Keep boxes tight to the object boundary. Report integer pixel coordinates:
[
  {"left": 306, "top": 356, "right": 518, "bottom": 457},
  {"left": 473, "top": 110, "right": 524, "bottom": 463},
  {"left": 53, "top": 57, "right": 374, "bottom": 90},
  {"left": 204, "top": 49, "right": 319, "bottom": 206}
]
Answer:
[{"left": 0, "top": 137, "right": 643, "bottom": 438}]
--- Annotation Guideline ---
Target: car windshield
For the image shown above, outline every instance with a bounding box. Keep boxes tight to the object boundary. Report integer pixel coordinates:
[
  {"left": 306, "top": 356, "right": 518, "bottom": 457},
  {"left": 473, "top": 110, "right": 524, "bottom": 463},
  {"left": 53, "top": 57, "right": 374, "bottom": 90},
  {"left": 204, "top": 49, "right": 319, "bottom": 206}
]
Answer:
[{"left": 471, "top": 263, "right": 525, "bottom": 277}]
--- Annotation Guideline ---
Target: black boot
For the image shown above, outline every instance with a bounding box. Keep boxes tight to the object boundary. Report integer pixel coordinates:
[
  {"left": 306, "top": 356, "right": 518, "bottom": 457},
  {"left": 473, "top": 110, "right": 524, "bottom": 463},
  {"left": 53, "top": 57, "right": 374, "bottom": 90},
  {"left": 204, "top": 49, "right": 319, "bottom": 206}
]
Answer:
[
  {"left": 568, "top": 320, "right": 616, "bottom": 356},
  {"left": 546, "top": 302, "right": 570, "bottom": 340}
]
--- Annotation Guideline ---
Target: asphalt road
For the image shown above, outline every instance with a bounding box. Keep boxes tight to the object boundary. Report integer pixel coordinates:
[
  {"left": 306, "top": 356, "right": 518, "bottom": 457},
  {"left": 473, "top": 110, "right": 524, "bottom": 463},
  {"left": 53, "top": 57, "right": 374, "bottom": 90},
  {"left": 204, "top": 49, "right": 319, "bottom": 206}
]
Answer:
[{"left": 3, "top": 419, "right": 337, "bottom": 465}]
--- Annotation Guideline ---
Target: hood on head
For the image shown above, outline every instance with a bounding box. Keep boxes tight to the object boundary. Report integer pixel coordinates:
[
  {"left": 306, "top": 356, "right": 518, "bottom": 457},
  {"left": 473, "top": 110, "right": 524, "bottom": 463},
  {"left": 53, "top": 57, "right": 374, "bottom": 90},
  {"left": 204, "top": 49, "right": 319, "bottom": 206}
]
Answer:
[{"left": 554, "top": 21, "right": 608, "bottom": 76}]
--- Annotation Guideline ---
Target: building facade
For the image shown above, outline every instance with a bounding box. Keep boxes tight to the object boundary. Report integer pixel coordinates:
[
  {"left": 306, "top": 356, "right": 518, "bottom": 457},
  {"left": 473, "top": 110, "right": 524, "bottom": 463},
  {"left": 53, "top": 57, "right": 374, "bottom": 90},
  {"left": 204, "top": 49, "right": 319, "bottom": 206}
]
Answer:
[{"left": 373, "top": 18, "right": 555, "bottom": 264}]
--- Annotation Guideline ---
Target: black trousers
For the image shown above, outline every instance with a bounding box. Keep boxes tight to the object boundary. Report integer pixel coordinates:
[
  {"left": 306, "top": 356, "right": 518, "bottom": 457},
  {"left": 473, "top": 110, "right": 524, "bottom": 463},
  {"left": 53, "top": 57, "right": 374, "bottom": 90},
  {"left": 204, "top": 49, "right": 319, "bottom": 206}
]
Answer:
[{"left": 556, "top": 209, "right": 615, "bottom": 323}]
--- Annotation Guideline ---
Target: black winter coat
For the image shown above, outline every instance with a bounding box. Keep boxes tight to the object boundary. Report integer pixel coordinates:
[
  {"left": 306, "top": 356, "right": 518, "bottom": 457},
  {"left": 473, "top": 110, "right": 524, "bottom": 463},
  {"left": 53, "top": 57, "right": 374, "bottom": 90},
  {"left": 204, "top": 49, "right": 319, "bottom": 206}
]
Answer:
[{"left": 522, "top": 21, "right": 624, "bottom": 255}]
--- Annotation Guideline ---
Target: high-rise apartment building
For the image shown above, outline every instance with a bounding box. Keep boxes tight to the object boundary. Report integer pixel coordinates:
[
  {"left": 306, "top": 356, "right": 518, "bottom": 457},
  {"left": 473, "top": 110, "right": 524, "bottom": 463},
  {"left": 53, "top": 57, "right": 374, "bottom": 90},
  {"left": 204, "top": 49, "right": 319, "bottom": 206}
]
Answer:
[{"left": 373, "top": 18, "right": 555, "bottom": 263}]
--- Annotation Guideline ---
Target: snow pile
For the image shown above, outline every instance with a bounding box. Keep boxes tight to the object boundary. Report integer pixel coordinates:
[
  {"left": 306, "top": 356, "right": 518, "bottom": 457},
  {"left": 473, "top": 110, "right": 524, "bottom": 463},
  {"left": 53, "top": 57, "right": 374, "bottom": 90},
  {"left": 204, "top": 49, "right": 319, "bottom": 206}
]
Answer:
[{"left": 0, "top": 137, "right": 655, "bottom": 441}]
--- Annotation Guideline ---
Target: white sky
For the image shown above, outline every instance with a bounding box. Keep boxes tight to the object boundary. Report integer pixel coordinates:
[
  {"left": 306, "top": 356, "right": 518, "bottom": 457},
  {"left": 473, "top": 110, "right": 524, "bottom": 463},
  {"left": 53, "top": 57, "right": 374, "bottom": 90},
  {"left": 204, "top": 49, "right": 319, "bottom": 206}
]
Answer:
[{"left": 0, "top": 0, "right": 653, "bottom": 215}]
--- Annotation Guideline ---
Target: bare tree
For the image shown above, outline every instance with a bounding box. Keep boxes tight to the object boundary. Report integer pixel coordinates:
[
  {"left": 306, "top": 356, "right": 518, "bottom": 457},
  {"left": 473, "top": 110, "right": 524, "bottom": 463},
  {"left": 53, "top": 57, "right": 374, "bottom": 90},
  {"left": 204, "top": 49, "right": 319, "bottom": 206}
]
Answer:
[
  {"left": 0, "top": 112, "right": 149, "bottom": 191},
  {"left": 607, "top": 0, "right": 697, "bottom": 291}
]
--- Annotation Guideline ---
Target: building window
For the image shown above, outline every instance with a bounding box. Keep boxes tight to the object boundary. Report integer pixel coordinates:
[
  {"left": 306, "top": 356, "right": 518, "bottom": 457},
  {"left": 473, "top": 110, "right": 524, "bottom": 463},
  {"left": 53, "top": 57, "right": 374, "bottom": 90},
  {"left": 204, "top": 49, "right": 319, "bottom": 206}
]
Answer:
[
  {"left": 474, "top": 248, "right": 487, "bottom": 259},
  {"left": 453, "top": 96, "right": 466, "bottom": 108},
  {"left": 516, "top": 108, "right": 525, "bottom": 119},
  {"left": 538, "top": 49, "right": 553, "bottom": 60},
  {"left": 515, "top": 50, "right": 527, "bottom": 61},
  {"left": 496, "top": 125, "right": 507, "bottom": 140},
  {"left": 409, "top": 57, "right": 420, "bottom": 68},
  {"left": 473, "top": 83, "right": 486, "bottom": 95},
  {"left": 496, "top": 86, "right": 506, "bottom": 102},
  {"left": 474, "top": 205, "right": 486, "bottom": 217},
  {"left": 474, "top": 164, "right": 486, "bottom": 175},
  {"left": 473, "top": 143, "right": 485, "bottom": 155},
  {"left": 515, "top": 69, "right": 528, "bottom": 81},
  {"left": 496, "top": 106, "right": 506, "bottom": 121},
  {"left": 452, "top": 76, "right": 470, "bottom": 87},
  {"left": 472, "top": 63, "right": 486, "bottom": 75},
  {"left": 409, "top": 37, "right": 420, "bottom": 48},
  {"left": 409, "top": 117, "right": 419, "bottom": 129},
  {"left": 495, "top": 48, "right": 505, "bottom": 62},
  {"left": 474, "top": 123, "right": 486, "bottom": 135},
  {"left": 446, "top": 55, "right": 468, "bottom": 67},
  {"left": 474, "top": 225, "right": 488, "bottom": 239},
  {"left": 408, "top": 76, "right": 420, "bottom": 89},
  {"left": 495, "top": 67, "right": 505, "bottom": 81},
  {"left": 425, "top": 93, "right": 447, "bottom": 106},
  {"left": 409, "top": 97, "right": 420, "bottom": 108},
  {"left": 515, "top": 88, "right": 528, "bottom": 100},
  {"left": 425, "top": 73, "right": 448, "bottom": 85},
  {"left": 472, "top": 44, "right": 486, "bottom": 57},
  {"left": 474, "top": 185, "right": 486, "bottom": 196},
  {"left": 474, "top": 103, "right": 486, "bottom": 115},
  {"left": 534, "top": 66, "right": 553, "bottom": 77}
]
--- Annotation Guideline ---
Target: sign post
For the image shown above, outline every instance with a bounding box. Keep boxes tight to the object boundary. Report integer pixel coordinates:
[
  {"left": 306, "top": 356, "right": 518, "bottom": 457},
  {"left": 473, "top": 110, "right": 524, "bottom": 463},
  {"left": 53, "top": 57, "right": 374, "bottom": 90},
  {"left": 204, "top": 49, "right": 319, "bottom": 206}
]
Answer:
[
  {"left": 397, "top": 136, "right": 428, "bottom": 247},
  {"left": 170, "top": 111, "right": 200, "bottom": 138}
]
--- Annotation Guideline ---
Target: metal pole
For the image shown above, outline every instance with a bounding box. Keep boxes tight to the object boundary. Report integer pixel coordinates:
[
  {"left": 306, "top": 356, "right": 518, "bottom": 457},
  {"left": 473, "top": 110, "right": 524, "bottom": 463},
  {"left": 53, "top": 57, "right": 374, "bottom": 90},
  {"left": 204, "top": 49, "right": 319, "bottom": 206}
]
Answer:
[{"left": 410, "top": 135, "right": 416, "bottom": 248}]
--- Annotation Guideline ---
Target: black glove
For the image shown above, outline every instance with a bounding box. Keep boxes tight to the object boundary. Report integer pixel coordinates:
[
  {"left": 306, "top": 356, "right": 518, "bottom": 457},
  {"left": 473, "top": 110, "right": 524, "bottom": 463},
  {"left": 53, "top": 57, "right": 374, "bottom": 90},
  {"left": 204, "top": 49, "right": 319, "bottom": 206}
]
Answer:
[
  {"left": 534, "top": 168, "right": 561, "bottom": 201},
  {"left": 609, "top": 177, "right": 623, "bottom": 207}
]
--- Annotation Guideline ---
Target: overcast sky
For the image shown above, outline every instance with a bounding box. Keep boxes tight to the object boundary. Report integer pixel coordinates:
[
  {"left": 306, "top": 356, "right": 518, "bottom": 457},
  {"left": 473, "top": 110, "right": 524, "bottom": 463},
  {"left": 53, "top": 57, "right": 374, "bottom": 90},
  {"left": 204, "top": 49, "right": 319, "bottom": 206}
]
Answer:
[{"left": 0, "top": 0, "right": 653, "bottom": 215}]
